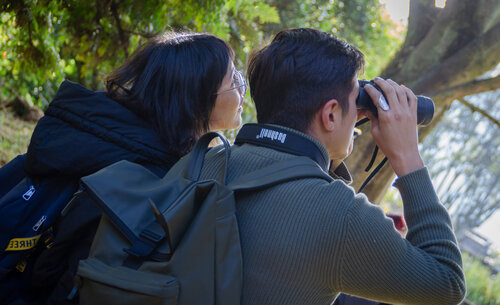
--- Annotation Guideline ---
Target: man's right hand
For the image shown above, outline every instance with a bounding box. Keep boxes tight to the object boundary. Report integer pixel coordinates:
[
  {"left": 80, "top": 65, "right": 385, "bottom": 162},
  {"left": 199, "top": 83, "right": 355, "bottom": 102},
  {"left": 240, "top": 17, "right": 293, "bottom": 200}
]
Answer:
[{"left": 362, "top": 77, "right": 424, "bottom": 177}]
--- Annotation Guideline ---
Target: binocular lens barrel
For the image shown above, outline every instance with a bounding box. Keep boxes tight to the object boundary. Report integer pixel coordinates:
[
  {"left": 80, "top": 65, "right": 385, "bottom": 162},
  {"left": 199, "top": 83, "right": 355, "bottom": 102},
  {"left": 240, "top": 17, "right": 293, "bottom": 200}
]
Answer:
[{"left": 356, "top": 80, "right": 434, "bottom": 126}]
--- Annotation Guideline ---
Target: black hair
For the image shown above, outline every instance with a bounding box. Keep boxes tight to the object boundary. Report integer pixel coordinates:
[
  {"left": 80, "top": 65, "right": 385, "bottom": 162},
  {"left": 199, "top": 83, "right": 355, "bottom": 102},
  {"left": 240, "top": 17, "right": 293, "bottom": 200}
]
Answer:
[
  {"left": 247, "top": 28, "right": 364, "bottom": 132},
  {"left": 106, "top": 32, "right": 234, "bottom": 157}
]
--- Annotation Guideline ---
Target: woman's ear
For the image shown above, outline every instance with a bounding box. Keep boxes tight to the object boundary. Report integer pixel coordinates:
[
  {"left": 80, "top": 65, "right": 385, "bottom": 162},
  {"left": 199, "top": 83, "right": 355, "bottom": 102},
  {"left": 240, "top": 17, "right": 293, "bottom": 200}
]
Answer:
[{"left": 320, "top": 99, "right": 340, "bottom": 131}]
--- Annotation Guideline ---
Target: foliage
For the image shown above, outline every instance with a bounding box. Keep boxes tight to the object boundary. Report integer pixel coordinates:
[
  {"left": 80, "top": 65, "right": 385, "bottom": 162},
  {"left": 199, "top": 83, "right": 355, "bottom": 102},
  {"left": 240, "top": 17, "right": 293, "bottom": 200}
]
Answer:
[
  {"left": 0, "top": 0, "right": 402, "bottom": 166},
  {"left": 420, "top": 89, "right": 500, "bottom": 237},
  {"left": 262, "top": 0, "right": 404, "bottom": 79},
  {"left": 0, "top": 0, "right": 279, "bottom": 109},
  {"left": 462, "top": 252, "right": 500, "bottom": 305},
  {"left": 0, "top": 0, "right": 400, "bottom": 111}
]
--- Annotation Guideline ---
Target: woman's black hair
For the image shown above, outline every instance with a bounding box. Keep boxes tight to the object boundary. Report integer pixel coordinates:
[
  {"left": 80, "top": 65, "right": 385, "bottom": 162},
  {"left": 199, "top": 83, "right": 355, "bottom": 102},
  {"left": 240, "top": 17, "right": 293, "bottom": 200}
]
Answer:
[{"left": 106, "top": 32, "right": 234, "bottom": 157}]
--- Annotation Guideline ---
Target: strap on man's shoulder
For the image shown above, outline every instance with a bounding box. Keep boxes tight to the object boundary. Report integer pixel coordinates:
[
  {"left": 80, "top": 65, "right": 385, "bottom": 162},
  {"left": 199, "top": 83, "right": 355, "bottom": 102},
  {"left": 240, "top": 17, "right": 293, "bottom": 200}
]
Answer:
[{"left": 228, "top": 156, "right": 333, "bottom": 192}]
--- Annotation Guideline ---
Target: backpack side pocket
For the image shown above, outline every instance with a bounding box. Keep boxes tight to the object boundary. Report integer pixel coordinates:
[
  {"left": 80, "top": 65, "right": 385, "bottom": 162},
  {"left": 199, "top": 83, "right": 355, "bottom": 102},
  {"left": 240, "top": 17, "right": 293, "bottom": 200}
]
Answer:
[{"left": 77, "top": 258, "right": 178, "bottom": 305}]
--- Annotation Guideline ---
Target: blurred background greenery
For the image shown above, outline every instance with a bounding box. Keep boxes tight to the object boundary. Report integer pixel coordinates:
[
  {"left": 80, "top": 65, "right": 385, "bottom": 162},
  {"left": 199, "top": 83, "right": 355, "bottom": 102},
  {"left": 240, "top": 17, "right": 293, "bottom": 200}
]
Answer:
[
  {"left": 1, "top": 0, "right": 399, "bottom": 161},
  {"left": 1, "top": 0, "right": 499, "bottom": 303}
]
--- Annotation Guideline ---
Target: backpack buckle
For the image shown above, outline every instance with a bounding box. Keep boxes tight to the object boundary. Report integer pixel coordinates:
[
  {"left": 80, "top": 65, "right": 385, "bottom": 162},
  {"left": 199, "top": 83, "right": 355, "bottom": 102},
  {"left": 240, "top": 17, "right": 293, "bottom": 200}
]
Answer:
[
  {"left": 140, "top": 229, "right": 163, "bottom": 243},
  {"left": 123, "top": 227, "right": 166, "bottom": 258}
]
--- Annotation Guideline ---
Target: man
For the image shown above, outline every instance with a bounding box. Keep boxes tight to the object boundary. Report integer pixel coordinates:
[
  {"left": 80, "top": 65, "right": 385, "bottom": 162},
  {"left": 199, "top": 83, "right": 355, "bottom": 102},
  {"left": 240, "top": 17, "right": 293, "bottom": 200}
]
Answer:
[{"left": 180, "top": 28, "right": 465, "bottom": 304}]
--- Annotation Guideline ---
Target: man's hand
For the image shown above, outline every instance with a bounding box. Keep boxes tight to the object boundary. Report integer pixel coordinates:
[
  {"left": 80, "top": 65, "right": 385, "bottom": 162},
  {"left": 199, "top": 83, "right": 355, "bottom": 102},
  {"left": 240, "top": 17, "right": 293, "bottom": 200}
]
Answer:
[{"left": 363, "top": 77, "right": 424, "bottom": 177}]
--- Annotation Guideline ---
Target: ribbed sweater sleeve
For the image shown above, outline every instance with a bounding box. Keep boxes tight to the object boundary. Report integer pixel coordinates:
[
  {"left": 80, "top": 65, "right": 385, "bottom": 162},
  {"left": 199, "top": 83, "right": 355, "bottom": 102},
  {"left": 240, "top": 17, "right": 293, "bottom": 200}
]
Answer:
[{"left": 338, "top": 167, "right": 465, "bottom": 304}]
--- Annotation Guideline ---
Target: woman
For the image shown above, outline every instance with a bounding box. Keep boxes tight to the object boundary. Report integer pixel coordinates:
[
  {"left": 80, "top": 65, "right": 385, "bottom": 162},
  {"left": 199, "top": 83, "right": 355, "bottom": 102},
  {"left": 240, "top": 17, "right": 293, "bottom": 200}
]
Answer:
[
  {"left": 104, "top": 32, "right": 246, "bottom": 158},
  {"left": 9, "top": 32, "right": 245, "bottom": 304}
]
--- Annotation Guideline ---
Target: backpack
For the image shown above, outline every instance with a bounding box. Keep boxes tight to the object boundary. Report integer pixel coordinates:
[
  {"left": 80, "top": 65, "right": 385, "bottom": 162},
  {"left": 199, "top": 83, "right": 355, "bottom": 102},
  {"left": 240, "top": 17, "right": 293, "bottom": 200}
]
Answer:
[
  {"left": 0, "top": 154, "right": 80, "bottom": 301},
  {"left": 74, "top": 132, "right": 333, "bottom": 305}
]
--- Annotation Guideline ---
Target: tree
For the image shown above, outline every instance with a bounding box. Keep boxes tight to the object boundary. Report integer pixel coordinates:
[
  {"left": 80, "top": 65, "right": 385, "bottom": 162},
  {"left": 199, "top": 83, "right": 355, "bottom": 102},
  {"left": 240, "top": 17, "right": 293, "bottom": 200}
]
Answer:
[{"left": 345, "top": 0, "right": 500, "bottom": 203}]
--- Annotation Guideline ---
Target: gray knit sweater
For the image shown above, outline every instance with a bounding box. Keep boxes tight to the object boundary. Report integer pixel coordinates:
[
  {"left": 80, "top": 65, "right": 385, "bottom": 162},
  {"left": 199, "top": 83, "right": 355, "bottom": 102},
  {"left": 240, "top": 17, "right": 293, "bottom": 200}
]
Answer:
[{"left": 174, "top": 126, "right": 465, "bottom": 305}]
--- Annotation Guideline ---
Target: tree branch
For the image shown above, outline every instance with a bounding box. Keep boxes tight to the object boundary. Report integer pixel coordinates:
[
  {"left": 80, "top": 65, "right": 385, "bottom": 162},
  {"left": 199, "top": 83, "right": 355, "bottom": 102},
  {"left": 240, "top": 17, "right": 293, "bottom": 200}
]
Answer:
[
  {"left": 406, "top": 0, "right": 440, "bottom": 45},
  {"left": 431, "top": 75, "right": 500, "bottom": 102},
  {"left": 110, "top": 0, "right": 129, "bottom": 58},
  {"left": 382, "top": 0, "right": 440, "bottom": 77},
  {"left": 386, "top": 0, "right": 499, "bottom": 86},
  {"left": 457, "top": 98, "right": 500, "bottom": 128},
  {"left": 413, "top": 21, "right": 500, "bottom": 94}
]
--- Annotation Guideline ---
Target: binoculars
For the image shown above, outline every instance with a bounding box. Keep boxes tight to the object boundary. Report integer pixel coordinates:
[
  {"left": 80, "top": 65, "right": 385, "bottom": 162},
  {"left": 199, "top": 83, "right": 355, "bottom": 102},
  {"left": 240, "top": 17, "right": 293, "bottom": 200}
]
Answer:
[{"left": 356, "top": 80, "right": 434, "bottom": 126}]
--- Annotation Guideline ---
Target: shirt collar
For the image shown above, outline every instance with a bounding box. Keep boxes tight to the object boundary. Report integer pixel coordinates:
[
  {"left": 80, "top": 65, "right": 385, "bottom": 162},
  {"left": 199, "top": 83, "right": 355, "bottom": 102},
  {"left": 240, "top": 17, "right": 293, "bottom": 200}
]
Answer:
[{"left": 235, "top": 123, "right": 352, "bottom": 183}]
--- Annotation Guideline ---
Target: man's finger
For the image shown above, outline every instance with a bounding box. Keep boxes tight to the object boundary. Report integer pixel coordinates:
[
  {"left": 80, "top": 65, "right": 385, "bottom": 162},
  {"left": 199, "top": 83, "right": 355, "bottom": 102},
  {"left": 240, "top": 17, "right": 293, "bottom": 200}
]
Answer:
[
  {"left": 373, "top": 77, "right": 399, "bottom": 112},
  {"left": 364, "top": 84, "right": 388, "bottom": 114},
  {"left": 387, "top": 79, "right": 408, "bottom": 110},
  {"left": 402, "top": 85, "right": 418, "bottom": 117}
]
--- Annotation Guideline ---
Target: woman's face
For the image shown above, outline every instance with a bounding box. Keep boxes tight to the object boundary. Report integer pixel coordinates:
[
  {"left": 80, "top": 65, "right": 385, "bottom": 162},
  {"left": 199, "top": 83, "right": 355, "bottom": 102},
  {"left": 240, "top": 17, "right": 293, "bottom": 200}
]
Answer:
[{"left": 209, "top": 62, "right": 245, "bottom": 131}]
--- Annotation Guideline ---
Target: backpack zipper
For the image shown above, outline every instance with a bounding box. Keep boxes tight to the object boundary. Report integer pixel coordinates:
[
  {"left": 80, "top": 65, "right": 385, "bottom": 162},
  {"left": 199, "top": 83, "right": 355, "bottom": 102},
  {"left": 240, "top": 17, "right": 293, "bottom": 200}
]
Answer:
[{"left": 61, "top": 185, "right": 85, "bottom": 216}]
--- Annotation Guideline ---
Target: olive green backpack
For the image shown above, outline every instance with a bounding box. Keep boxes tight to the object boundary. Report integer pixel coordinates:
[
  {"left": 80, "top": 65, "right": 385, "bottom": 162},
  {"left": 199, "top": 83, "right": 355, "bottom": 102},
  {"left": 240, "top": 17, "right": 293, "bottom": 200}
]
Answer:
[{"left": 74, "top": 132, "right": 332, "bottom": 305}]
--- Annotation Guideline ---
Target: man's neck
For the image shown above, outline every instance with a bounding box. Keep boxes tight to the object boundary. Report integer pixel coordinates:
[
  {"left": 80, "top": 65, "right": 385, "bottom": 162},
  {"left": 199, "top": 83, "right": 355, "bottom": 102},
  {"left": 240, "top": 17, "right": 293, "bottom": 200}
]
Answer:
[{"left": 305, "top": 125, "right": 332, "bottom": 161}]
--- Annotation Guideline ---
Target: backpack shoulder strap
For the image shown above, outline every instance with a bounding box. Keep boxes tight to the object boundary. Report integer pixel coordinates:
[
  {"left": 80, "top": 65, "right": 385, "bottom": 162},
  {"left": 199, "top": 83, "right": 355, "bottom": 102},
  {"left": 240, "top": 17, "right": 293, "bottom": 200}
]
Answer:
[
  {"left": 184, "top": 132, "right": 231, "bottom": 184},
  {"left": 228, "top": 156, "right": 333, "bottom": 192}
]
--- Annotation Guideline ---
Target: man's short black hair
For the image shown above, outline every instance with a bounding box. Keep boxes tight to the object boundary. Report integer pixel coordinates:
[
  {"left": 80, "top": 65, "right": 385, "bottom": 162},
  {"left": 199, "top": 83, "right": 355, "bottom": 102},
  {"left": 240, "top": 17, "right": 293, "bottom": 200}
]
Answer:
[{"left": 248, "top": 28, "right": 364, "bottom": 132}]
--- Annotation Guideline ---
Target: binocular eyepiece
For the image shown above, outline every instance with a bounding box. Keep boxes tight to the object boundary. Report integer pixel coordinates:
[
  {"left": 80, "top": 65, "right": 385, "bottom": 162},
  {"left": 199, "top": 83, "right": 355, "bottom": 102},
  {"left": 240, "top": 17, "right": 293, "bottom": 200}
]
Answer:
[{"left": 356, "top": 80, "right": 434, "bottom": 126}]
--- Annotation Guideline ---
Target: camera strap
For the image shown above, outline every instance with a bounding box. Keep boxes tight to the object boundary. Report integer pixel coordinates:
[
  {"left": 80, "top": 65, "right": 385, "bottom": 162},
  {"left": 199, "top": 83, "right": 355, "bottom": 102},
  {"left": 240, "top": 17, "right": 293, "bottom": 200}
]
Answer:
[
  {"left": 235, "top": 122, "right": 388, "bottom": 193},
  {"left": 354, "top": 119, "right": 388, "bottom": 193},
  {"left": 234, "top": 123, "right": 329, "bottom": 172}
]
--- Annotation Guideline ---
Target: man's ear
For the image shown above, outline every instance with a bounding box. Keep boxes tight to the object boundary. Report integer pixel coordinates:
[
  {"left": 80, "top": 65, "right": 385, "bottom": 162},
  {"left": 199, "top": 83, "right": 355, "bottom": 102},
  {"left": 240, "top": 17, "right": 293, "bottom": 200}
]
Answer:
[{"left": 320, "top": 99, "right": 340, "bottom": 131}]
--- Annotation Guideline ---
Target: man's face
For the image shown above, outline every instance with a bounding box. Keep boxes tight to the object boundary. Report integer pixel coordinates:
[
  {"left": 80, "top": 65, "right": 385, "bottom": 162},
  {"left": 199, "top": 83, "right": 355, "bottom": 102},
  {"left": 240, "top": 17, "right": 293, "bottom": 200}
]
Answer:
[{"left": 328, "top": 77, "right": 359, "bottom": 164}]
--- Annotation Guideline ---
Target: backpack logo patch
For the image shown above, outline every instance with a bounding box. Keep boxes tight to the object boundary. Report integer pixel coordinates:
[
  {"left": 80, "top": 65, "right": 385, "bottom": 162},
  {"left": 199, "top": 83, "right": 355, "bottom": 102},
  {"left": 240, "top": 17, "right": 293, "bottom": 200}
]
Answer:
[
  {"left": 5, "top": 235, "right": 42, "bottom": 251},
  {"left": 22, "top": 185, "right": 36, "bottom": 201}
]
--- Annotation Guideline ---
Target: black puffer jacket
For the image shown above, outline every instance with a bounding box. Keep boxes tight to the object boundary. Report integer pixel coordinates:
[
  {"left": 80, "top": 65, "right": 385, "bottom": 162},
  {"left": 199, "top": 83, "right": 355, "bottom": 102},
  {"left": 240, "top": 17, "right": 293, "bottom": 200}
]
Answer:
[
  {"left": 25, "top": 80, "right": 176, "bottom": 178},
  {"left": 19, "top": 80, "right": 177, "bottom": 304}
]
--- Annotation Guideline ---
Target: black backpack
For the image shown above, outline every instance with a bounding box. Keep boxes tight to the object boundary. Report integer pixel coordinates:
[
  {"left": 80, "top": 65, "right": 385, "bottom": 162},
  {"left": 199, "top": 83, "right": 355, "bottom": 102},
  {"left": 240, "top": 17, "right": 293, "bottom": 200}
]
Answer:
[
  {"left": 0, "top": 154, "right": 80, "bottom": 302},
  {"left": 74, "top": 132, "right": 333, "bottom": 305}
]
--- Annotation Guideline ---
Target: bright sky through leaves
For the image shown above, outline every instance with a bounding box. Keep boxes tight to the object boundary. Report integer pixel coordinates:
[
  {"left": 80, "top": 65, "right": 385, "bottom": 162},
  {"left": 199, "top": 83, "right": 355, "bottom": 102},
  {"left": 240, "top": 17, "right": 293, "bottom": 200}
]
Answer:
[
  {"left": 379, "top": 0, "right": 448, "bottom": 25},
  {"left": 379, "top": 0, "right": 410, "bottom": 24}
]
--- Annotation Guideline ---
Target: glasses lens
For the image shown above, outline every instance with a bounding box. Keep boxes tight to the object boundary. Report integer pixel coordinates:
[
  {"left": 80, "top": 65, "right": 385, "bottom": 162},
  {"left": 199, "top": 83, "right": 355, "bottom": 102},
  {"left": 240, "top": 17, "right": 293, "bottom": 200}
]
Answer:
[{"left": 235, "top": 70, "right": 247, "bottom": 96}]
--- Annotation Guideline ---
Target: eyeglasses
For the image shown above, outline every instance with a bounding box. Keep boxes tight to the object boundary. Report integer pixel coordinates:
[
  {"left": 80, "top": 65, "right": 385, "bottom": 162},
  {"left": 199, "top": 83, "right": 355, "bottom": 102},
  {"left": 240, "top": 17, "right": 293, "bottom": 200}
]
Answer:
[{"left": 217, "top": 69, "right": 247, "bottom": 96}]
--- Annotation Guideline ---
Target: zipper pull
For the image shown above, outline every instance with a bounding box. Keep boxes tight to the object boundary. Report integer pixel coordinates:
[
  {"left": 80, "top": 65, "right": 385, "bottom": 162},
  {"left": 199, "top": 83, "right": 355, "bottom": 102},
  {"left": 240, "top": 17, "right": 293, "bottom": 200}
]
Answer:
[{"left": 22, "top": 185, "right": 36, "bottom": 201}]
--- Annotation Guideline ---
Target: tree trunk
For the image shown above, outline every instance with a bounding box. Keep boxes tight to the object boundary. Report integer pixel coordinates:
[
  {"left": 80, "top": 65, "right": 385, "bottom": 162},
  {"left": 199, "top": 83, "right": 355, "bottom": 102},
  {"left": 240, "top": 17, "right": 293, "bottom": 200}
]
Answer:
[{"left": 345, "top": 0, "right": 500, "bottom": 203}]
